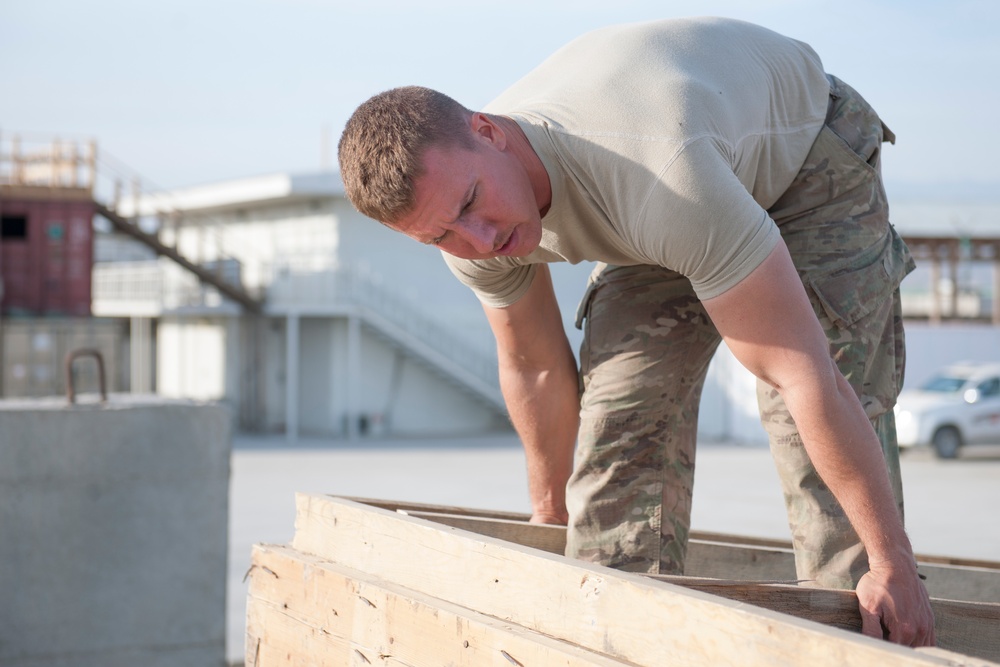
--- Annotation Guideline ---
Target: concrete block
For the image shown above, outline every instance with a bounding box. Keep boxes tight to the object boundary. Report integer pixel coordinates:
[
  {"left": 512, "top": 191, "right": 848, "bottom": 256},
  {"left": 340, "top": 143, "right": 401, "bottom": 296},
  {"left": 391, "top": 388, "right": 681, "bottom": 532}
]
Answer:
[{"left": 0, "top": 395, "right": 231, "bottom": 667}]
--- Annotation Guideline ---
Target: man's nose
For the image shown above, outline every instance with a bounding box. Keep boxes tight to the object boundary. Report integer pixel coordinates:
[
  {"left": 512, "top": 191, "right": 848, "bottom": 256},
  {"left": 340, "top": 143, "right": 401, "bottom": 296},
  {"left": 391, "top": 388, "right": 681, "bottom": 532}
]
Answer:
[{"left": 459, "top": 219, "right": 497, "bottom": 253}]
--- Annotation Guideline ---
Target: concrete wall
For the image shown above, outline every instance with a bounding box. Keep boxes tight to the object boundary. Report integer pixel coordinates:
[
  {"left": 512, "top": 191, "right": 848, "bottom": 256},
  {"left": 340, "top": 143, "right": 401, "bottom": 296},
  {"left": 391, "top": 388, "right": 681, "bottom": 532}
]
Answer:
[
  {"left": 297, "top": 317, "right": 337, "bottom": 434},
  {"left": 0, "top": 396, "right": 231, "bottom": 667},
  {"left": 0, "top": 317, "right": 128, "bottom": 398},
  {"left": 294, "top": 315, "right": 506, "bottom": 438},
  {"left": 353, "top": 321, "right": 507, "bottom": 436}
]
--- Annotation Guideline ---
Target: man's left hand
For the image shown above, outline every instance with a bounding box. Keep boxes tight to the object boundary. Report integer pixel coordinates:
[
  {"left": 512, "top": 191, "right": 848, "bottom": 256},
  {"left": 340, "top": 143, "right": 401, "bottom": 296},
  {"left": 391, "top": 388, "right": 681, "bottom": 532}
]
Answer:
[{"left": 856, "top": 560, "right": 936, "bottom": 646}]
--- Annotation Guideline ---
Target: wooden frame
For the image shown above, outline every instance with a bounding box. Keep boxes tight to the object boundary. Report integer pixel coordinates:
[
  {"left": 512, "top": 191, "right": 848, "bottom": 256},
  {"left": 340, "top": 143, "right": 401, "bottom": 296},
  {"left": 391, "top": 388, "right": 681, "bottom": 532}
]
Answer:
[
  {"left": 385, "top": 505, "right": 1000, "bottom": 604},
  {"left": 246, "top": 495, "right": 1000, "bottom": 666}
]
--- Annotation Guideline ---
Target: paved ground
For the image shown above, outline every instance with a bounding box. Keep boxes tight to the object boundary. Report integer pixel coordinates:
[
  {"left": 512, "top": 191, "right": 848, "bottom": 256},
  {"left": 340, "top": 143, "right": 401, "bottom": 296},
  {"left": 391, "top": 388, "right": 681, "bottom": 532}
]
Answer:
[{"left": 226, "top": 433, "right": 1000, "bottom": 664}]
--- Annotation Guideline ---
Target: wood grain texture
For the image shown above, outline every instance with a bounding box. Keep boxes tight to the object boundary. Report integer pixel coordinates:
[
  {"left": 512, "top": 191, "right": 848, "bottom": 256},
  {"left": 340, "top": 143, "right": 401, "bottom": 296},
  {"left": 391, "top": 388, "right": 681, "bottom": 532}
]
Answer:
[
  {"left": 401, "top": 508, "right": 1000, "bottom": 604},
  {"left": 246, "top": 544, "right": 633, "bottom": 667},
  {"left": 289, "top": 494, "right": 992, "bottom": 667}
]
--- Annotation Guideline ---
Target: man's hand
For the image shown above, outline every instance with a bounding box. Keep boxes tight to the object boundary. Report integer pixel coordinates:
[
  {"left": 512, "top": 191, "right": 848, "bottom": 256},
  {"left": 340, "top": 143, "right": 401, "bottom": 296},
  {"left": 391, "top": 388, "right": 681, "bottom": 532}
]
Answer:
[
  {"left": 856, "top": 559, "right": 936, "bottom": 646},
  {"left": 702, "top": 244, "right": 936, "bottom": 648}
]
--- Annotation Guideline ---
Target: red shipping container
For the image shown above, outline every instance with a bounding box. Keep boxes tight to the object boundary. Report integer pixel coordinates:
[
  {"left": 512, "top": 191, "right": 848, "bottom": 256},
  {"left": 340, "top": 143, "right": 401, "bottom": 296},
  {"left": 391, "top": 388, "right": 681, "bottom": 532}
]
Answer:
[{"left": 0, "top": 193, "right": 94, "bottom": 316}]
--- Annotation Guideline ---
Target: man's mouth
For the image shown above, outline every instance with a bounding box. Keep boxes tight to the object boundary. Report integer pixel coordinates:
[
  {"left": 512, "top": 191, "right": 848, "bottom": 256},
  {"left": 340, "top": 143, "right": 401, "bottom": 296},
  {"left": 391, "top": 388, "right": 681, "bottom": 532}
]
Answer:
[{"left": 495, "top": 227, "right": 517, "bottom": 255}]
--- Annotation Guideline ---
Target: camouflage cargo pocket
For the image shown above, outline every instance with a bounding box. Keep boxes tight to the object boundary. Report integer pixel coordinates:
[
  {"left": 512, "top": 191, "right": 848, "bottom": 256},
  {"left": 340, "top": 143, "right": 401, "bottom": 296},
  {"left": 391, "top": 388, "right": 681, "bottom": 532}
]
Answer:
[{"left": 803, "top": 228, "right": 913, "bottom": 419}]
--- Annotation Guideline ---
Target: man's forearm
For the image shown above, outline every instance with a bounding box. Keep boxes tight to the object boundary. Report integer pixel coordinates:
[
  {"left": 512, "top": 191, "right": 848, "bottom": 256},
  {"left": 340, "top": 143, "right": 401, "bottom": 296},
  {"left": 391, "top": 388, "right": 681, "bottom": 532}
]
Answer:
[
  {"left": 782, "top": 369, "right": 913, "bottom": 565},
  {"left": 481, "top": 265, "right": 581, "bottom": 525},
  {"left": 703, "top": 243, "right": 933, "bottom": 644},
  {"left": 498, "top": 352, "right": 579, "bottom": 523}
]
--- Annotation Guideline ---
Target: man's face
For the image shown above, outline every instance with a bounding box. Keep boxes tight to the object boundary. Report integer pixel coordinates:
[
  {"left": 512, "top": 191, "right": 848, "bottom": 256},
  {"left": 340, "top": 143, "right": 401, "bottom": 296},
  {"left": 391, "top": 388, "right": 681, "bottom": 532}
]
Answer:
[{"left": 390, "top": 130, "right": 543, "bottom": 261}]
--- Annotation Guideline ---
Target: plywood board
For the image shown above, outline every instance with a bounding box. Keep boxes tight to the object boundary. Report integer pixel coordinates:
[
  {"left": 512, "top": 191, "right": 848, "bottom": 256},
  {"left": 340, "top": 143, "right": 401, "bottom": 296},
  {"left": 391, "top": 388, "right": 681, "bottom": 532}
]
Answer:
[
  {"left": 400, "top": 509, "right": 1000, "bottom": 604},
  {"left": 351, "top": 496, "right": 1000, "bottom": 572},
  {"left": 246, "top": 544, "right": 634, "bottom": 667}
]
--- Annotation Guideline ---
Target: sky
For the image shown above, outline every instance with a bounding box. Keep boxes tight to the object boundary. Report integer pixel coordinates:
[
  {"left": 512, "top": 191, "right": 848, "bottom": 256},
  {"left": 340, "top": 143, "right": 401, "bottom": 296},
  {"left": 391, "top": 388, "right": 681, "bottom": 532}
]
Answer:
[{"left": 2, "top": 0, "right": 998, "bottom": 199}]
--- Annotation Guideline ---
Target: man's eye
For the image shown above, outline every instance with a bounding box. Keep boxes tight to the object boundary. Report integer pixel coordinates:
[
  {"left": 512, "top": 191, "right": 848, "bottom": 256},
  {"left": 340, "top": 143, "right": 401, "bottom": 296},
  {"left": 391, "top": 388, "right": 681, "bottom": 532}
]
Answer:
[
  {"left": 432, "top": 233, "right": 446, "bottom": 245},
  {"left": 463, "top": 189, "right": 478, "bottom": 212}
]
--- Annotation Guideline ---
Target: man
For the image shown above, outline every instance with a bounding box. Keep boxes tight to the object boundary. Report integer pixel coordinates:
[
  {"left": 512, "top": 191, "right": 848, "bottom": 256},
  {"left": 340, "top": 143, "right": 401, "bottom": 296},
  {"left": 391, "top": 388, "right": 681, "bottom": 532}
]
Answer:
[{"left": 338, "top": 17, "right": 934, "bottom": 645}]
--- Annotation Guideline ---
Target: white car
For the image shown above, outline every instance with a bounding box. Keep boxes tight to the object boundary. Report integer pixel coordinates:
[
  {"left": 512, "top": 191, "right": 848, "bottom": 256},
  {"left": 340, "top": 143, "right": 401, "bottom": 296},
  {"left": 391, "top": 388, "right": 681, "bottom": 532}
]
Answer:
[{"left": 894, "top": 362, "right": 1000, "bottom": 458}]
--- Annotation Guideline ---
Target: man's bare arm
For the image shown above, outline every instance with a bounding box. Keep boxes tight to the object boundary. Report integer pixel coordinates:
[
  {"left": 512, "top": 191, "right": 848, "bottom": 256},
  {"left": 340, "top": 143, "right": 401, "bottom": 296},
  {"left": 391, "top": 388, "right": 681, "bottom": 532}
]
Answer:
[
  {"left": 482, "top": 265, "right": 579, "bottom": 524},
  {"left": 702, "top": 242, "right": 935, "bottom": 646}
]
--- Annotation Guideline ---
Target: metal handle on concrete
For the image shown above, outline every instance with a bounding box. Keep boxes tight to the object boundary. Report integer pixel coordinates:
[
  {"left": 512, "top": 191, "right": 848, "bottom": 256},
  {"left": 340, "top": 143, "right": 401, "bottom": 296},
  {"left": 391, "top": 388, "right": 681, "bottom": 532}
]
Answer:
[{"left": 65, "top": 348, "right": 108, "bottom": 404}]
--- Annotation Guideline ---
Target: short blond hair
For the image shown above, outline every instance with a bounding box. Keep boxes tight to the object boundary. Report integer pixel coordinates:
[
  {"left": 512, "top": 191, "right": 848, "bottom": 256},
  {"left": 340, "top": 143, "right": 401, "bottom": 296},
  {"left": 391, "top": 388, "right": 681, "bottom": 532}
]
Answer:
[{"left": 338, "top": 86, "right": 474, "bottom": 223}]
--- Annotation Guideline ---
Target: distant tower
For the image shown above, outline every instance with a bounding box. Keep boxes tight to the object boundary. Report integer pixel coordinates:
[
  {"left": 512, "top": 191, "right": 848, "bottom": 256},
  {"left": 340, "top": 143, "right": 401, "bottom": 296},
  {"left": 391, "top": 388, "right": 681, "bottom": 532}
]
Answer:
[{"left": 0, "top": 136, "right": 96, "bottom": 316}]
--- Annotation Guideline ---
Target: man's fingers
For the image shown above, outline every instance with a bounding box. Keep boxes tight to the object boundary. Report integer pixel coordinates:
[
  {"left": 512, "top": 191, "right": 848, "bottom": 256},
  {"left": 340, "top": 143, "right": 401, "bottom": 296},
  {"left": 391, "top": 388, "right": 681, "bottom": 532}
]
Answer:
[
  {"left": 893, "top": 617, "right": 935, "bottom": 648},
  {"left": 861, "top": 604, "right": 936, "bottom": 648},
  {"left": 859, "top": 604, "right": 885, "bottom": 640},
  {"left": 883, "top": 616, "right": 914, "bottom": 646},
  {"left": 857, "top": 566, "right": 937, "bottom": 648},
  {"left": 922, "top": 623, "right": 937, "bottom": 648}
]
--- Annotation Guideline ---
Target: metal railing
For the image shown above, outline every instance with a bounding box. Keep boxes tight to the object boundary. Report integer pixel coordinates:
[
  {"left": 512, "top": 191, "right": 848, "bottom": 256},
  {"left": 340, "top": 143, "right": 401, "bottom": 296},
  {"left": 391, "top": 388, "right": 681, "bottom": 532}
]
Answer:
[
  {"left": 4, "top": 133, "right": 498, "bottom": 393},
  {"left": 1, "top": 133, "right": 261, "bottom": 311},
  {"left": 93, "top": 261, "right": 164, "bottom": 302},
  {"left": 93, "top": 260, "right": 501, "bottom": 396},
  {"left": 269, "top": 263, "right": 500, "bottom": 393},
  {"left": 0, "top": 132, "right": 96, "bottom": 190}
]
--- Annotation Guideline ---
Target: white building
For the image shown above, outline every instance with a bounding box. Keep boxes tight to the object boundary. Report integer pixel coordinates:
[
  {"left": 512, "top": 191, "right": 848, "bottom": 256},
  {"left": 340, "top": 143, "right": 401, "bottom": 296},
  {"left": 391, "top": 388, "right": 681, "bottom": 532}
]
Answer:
[
  {"left": 94, "top": 172, "right": 521, "bottom": 440},
  {"left": 92, "top": 172, "right": 1000, "bottom": 444}
]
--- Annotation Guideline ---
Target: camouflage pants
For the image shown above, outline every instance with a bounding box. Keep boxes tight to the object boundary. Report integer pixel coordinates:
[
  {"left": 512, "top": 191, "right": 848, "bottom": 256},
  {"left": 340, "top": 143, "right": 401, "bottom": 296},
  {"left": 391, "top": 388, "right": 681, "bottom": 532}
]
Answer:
[{"left": 566, "top": 75, "right": 915, "bottom": 588}]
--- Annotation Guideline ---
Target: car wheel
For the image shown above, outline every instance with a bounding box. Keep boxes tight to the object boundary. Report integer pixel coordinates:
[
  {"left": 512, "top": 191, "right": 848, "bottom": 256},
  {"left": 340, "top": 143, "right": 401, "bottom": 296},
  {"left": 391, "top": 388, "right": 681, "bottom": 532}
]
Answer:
[{"left": 932, "top": 426, "right": 962, "bottom": 459}]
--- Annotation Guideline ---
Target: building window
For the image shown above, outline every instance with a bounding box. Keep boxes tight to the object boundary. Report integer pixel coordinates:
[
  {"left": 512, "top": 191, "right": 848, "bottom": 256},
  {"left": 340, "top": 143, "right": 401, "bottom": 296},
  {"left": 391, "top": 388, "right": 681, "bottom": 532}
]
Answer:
[
  {"left": 1, "top": 215, "right": 28, "bottom": 240},
  {"left": 47, "top": 221, "right": 65, "bottom": 242}
]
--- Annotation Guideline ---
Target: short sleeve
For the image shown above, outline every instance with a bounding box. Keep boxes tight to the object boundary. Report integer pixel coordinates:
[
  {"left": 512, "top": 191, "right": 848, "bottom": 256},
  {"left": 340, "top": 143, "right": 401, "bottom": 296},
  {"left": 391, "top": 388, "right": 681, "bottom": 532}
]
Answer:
[
  {"left": 632, "top": 140, "right": 781, "bottom": 300},
  {"left": 442, "top": 252, "right": 539, "bottom": 308}
]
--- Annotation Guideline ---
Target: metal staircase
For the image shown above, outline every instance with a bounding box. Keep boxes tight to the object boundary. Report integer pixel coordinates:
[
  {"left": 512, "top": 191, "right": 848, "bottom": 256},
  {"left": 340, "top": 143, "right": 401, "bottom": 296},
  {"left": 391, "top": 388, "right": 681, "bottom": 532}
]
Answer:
[
  {"left": 268, "top": 266, "right": 505, "bottom": 413},
  {"left": 3, "top": 134, "right": 504, "bottom": 416},
  {"left": 93, "top": 202, "right": 262, "bottom": 312},
  {"left": 1, "top": 134, "right": 262, "bottom": 313}
]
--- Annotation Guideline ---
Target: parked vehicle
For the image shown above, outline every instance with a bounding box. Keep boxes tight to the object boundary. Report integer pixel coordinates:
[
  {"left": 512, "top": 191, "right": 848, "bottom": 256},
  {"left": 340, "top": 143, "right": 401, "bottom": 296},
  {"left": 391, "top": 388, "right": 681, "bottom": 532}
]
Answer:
[{"left": 894, "top": 362, "right": 1000, "bottom": 458}]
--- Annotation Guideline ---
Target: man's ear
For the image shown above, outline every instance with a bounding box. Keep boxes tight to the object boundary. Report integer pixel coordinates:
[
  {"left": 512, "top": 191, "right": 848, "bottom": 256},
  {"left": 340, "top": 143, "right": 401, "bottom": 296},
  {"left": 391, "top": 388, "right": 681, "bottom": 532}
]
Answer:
[{"left": 469, "top": 113, "right": 507, "bottom": 150}]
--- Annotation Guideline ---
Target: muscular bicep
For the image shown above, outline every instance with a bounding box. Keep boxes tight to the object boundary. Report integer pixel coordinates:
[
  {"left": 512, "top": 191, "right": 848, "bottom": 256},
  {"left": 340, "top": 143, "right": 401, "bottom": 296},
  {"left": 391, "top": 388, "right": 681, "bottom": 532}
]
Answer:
[
  {"left": 701, "top": 241, "right": 836, "bottom": 394},
  {"left": 635, "top": 141, "right": 781, "bottom": 300}
]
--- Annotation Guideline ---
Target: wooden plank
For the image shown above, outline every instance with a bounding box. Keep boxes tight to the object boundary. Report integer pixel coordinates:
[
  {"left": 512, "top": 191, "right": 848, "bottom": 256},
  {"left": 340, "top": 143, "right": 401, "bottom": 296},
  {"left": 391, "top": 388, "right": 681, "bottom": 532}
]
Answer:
[
  {"left": 396, "top": 511, "right": 1000, "bottom": 659},
  {"left": 352, "top": 496, "right": 1000, "bottom": 573},
  {"left": 293, "top": 494, "right": 983, "bottom": 667},
  {"left": 918, "top": 647, "right": 1000, "bottom": 667},
  {"left": 644, "top": 573, "right": 1000, "bottom": 659},
  {"left": 402, "top": 510, "right": 1000, "bottom": 604},
  {"left": 644, "top": 575, "right": 856, "bottom": 631},
  {"left": 686, "top": 539, "right": 796, "bottom": 580},
  {"left": 398, "top": 510, "right": 799, "bottom": 580},
  {"left": 690, "top": 529, "right": 1000, "bottom": 573},
  {"left": 685, "top": 540, "right": 1000, "bottom": 606},
  {"left": 246, "top": 543, "right": 632, "bottom": 667},
  {"left": 399, "top": 510, "right": 568, "bottom": 554},
  {"left": 345, "top": 495, "right": 530, "bottom": 521}
]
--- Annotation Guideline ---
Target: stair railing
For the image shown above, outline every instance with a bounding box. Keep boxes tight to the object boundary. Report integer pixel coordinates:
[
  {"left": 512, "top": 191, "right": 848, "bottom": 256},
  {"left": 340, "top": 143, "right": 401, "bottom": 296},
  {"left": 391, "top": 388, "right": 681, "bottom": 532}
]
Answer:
[{"left": 268, "top": 262, "right": 501, "bottom": 399}]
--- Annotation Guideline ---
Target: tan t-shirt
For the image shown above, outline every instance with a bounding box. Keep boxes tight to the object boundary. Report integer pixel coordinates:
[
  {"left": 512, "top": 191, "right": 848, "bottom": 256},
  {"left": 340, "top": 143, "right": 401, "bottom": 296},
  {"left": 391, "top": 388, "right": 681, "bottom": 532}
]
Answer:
[{"left": 444, "top": 17, "right": 831, "bottom": 307}]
